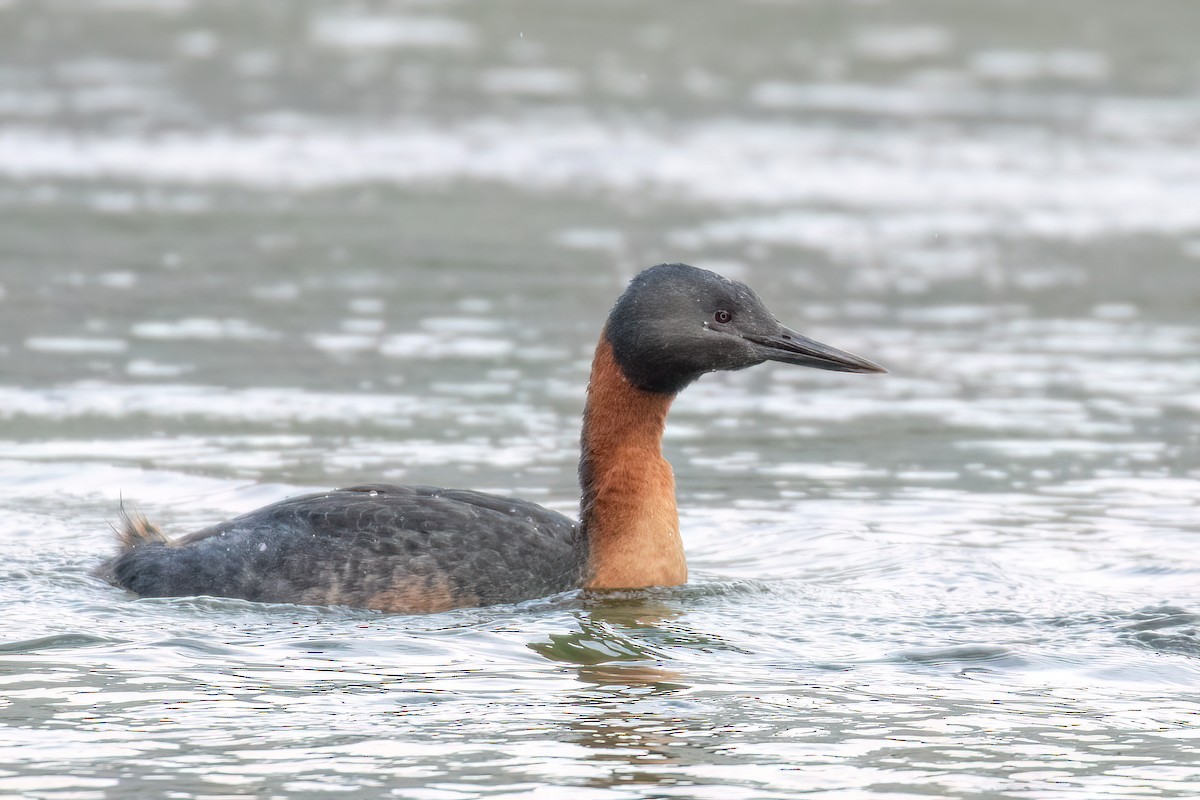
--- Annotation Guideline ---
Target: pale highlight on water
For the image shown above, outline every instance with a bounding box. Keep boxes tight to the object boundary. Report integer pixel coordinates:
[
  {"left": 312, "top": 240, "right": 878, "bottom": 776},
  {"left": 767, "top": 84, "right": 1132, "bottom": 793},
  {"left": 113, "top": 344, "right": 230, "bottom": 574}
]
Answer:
[{"left": 1, "top": 1, "right": 1198, "bottom": 798}]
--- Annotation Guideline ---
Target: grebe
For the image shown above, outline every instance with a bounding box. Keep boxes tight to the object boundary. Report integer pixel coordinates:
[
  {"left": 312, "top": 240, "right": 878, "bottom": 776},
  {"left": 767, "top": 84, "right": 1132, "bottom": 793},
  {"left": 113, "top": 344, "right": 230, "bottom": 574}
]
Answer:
[{"left": 102, "top": 263, "right": 884, "bottom": 613}]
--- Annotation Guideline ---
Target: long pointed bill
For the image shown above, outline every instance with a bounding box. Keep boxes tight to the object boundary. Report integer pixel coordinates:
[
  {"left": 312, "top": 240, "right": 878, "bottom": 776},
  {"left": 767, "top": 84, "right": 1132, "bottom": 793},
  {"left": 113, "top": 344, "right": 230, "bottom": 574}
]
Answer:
[{"left": 744, "top": 325, "right": 887, "bottom": 374}]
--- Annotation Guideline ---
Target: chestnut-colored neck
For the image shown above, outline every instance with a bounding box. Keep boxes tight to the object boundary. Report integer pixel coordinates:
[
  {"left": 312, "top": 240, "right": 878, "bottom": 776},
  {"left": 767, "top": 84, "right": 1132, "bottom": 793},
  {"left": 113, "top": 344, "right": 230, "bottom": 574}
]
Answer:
[{"left": 578, "top": 333, "right": 686, "bottom": 590}]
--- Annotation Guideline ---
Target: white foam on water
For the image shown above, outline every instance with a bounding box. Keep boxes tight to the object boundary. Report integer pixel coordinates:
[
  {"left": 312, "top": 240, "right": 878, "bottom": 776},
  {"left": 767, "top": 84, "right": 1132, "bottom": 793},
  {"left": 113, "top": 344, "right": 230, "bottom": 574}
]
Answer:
[
  {"left": 419, "top": 317, "right": 502, "bottom": 334},
  {"left": 341, "top": 319, "right": 385, "bottom": 334},
  {"left": 125, "top": 359, "right": 193, "bottom": 377},
  {"left": 971, "top": 49, "right": 1110, "bottom": 82},
  {"left": 0, "top": 118, "right": 1196, "bottom": 246},
  {"left": 131, "top": 318, "right": 281, "bottom": 341},
  {"left": 347, "top": 297, "right": 385, "bottom": 315},
  {"left": 98, "top": 271, "right": 138, "bottom": 289},
  {"left": 25, "top": 337, "right": 128, "bottom": 354},
  {"left": 379, "top": 332, "right": 513, "bottom": 360},
  {"left": 90, "top": 0, "right": 192, "bottom": 12},
  {"left": 552, "top": 228, "right": 626, "bottom": 253},
  {"left": 310, "top": 14, "right": 475, "bottom": 50},
  {"left": 0, "top": 384, "right": 422, "bottom": 425},
  {"left": 851, "top": 25, "right": 954, "bottom": 61},
  {"left": 480, "top": 68, "right": 581, "bottom": 96},
  {"left": 308, "top": 333, "right": 378, "bottom": 355}
]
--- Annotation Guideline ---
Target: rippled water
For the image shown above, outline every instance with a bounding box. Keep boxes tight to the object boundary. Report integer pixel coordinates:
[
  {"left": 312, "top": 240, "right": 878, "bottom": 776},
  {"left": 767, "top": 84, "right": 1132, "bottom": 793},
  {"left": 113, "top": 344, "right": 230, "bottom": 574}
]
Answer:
[{"left": 2, "top": 1, "right": 1199, "bottom": 797}]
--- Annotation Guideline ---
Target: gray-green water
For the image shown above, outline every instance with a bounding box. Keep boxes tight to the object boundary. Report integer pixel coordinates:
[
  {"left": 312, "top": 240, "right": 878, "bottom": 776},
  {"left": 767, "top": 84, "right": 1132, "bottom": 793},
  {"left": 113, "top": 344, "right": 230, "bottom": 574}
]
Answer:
[{"left": 2, "top": 1, "right": 1199, "bottom": 797}]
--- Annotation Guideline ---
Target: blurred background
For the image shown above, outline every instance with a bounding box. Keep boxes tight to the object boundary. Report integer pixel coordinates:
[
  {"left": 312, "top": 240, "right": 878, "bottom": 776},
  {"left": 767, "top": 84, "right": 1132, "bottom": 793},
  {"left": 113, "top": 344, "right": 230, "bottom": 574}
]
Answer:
[{"left": 1, "top": 1, "right": 1198, "bottom": 798}]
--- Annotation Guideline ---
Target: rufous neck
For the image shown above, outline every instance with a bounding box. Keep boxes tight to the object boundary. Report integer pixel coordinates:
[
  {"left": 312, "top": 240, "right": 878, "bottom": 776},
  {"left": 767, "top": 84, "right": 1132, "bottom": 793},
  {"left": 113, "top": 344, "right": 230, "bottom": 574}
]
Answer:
[{"left": 578, "top": 333, "right": 686, "bottom": 590}]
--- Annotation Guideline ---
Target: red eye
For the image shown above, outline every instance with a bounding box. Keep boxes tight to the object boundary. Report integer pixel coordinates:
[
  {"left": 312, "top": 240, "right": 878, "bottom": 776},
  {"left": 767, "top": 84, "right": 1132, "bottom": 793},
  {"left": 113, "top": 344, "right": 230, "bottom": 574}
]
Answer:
[{"left": 714, "top": 310, "right": 732, "bottom": 324}]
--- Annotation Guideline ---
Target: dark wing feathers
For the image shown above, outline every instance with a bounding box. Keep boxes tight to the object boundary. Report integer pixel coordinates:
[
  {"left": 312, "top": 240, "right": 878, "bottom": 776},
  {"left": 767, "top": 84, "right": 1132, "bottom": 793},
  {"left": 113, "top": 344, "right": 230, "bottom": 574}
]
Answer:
[{"left": 109, "top": 484, "right": 582, "bottom": 611}]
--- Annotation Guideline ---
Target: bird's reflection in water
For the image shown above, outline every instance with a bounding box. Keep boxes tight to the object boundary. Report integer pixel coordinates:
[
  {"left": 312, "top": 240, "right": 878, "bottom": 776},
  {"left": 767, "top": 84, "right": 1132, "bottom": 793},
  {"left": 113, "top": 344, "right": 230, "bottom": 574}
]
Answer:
[
  {"left": 575, "top": 663, "right": 685, "bottom": 688},
  {"left": 528, "top": 594, "right": 723, "bottom": 793},
  {"left": 530, "top": 594, "right": 685, "bottom": 670}
]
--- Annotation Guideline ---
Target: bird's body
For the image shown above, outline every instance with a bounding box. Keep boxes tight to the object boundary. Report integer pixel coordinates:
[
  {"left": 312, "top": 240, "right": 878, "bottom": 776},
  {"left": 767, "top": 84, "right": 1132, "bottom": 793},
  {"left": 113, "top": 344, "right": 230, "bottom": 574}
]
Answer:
[
  {"left": 102, "top": 263, "right": 884, "bottom": 612},
  {"left": 110, "top": 485, "right": 581, "bottom": 612}
]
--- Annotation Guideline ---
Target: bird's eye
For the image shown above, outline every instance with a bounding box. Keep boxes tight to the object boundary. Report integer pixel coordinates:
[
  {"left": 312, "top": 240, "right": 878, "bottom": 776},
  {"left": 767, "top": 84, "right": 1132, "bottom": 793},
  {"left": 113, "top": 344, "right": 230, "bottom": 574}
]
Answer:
[{"left": 714, "top": 310, "right": 732, "bottom": 324}]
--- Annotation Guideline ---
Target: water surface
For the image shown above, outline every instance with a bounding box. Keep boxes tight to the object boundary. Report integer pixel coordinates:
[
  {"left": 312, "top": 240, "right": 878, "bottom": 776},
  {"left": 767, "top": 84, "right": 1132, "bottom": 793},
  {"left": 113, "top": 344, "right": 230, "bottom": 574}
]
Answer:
[{"left": 1, "top": 1, "right": 1199, "bottom": 797}]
